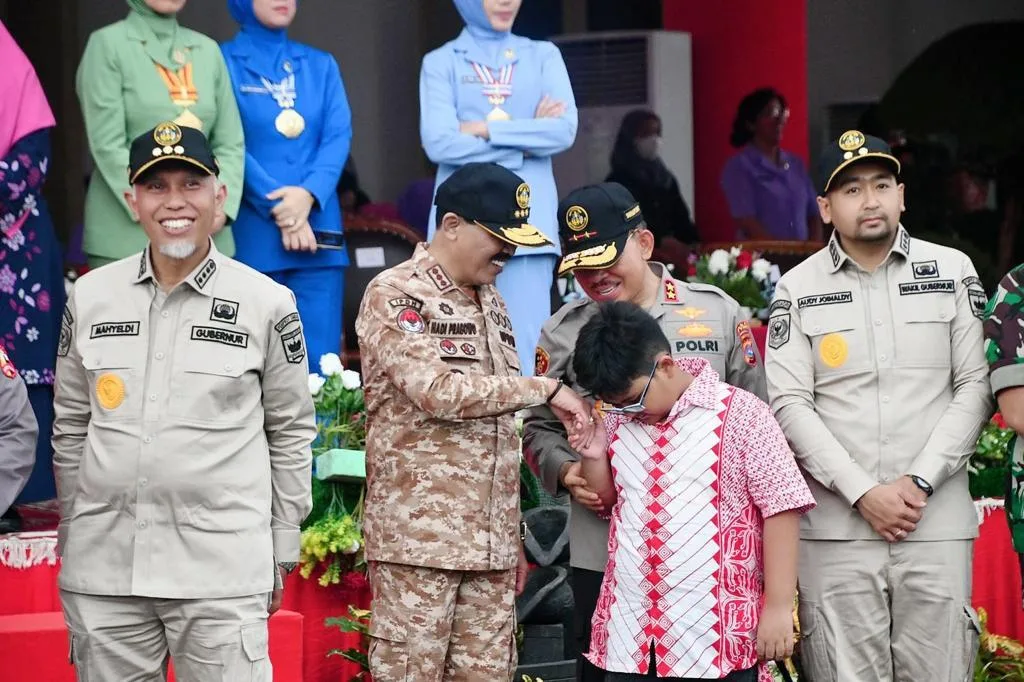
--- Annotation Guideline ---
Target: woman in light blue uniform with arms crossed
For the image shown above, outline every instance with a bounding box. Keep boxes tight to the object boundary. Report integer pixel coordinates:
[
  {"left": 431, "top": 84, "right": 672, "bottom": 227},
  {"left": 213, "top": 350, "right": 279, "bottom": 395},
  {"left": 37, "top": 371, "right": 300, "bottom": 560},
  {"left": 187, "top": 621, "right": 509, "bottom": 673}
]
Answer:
[
  {"left": 222, "top": 0, "right": 351, "bottom": 367},
  {"left": 421, "top": 0, "right": 578, "bottom": 375}
]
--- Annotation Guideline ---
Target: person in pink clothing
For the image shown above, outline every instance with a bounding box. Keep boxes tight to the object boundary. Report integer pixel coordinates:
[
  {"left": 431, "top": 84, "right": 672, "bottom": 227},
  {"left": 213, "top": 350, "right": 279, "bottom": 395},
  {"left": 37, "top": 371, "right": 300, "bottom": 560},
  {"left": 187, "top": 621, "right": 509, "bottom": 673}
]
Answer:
[{"left": 569, "top": 301, "right": 815, "bottom": 681}]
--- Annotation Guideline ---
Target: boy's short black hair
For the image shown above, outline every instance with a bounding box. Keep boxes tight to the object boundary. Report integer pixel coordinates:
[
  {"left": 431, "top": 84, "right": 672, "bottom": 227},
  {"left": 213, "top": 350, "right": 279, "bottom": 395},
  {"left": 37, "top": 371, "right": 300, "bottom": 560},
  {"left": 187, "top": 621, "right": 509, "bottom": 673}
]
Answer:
[{"left": 573, "top": 301, "right": 671, "bottom": 399}]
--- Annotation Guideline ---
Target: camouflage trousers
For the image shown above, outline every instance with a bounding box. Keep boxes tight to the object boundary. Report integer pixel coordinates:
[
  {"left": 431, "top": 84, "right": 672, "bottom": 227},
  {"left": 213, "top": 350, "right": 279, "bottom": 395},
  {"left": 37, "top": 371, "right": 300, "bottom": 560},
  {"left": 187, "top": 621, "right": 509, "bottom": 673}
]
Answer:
[{"left": 367, "top": 561, "right": 517, "bottom": 682}]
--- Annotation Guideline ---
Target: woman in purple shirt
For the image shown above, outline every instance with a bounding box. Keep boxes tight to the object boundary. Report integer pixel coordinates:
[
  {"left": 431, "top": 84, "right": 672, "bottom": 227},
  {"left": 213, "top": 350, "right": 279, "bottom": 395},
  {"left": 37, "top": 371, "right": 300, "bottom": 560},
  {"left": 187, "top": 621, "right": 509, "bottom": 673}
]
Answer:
[{"left": 720, "top": 88, "right": 822, "bottom": 241}]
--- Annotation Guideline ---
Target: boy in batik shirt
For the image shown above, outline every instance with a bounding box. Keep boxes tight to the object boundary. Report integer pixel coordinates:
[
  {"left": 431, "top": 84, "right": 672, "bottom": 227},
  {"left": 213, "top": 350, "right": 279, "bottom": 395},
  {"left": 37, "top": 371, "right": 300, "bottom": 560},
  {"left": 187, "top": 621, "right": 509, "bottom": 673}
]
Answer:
[{"left": 570, "top": 301, "right": 814, "bottom": 681}]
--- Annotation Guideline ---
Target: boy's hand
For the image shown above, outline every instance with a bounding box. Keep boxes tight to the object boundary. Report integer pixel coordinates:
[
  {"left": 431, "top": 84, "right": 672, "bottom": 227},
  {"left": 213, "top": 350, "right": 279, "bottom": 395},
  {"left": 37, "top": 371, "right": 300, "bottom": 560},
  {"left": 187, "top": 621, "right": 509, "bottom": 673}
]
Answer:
[
  {"left": 550, "top": 386, "right": 596, "bottom": 450},
  {"left": 571, "top": 409, "right": 607, "bottom": 460},
  {"left": 756, "top": 603, "right": 795, "bottom": 661}
]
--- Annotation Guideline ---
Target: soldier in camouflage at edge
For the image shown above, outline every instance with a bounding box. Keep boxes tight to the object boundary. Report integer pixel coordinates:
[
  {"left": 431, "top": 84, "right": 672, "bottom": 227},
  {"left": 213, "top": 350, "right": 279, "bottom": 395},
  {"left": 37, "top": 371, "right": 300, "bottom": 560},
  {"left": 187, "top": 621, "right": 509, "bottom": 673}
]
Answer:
[
  {"left": 983, "top": 265, "right": 1024, "bottom": 606},
  {"left": 355, "top": 163, "right": 595, "bottom": 682}
]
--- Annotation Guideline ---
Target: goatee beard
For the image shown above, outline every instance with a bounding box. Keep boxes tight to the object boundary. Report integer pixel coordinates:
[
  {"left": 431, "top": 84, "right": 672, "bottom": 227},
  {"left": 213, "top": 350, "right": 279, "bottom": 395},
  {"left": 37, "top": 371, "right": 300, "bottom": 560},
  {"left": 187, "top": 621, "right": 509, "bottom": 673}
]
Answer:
[{"left": 158, "top": 241, "right": 198, "bottom": 260}]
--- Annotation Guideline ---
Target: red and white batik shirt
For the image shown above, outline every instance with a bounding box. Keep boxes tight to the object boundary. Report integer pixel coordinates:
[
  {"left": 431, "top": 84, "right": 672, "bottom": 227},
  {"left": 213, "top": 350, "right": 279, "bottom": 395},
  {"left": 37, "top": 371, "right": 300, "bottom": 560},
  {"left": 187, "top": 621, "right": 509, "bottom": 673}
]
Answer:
[{"left": 586, "top": 358, "right": 815, "bottom": 678}]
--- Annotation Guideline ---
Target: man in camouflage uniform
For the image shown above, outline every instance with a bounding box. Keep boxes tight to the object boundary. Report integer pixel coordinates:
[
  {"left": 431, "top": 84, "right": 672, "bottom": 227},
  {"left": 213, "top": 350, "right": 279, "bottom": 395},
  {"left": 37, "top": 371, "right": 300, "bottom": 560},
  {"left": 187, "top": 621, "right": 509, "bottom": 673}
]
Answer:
[
  {"left": 983, "top": 266, "right": 1024, "bottom": 606},
  {"left": 355, "top": 163, "right": 594, "bottom": 682},
  {"left": 523, "top": 182, "right": 767, "bottom": 682}
]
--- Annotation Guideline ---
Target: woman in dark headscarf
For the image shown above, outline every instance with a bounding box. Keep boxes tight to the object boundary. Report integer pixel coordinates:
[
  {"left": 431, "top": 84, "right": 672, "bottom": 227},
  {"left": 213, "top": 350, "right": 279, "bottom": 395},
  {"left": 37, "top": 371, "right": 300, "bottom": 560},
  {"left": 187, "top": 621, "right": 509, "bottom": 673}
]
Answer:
[
  {"left": 222, "top": 0, "right": 352, "bottom": 369},
  {"left": 606, "top": 109, "right": 698, "bottom": 250}
]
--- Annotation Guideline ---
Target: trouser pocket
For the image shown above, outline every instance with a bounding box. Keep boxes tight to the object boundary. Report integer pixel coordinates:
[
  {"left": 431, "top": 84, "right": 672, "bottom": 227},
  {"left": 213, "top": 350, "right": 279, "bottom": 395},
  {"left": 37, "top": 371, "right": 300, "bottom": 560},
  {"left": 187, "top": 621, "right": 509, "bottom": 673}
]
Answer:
[{"left": 368, "top": 614, "right": 409, "bottom": 682}]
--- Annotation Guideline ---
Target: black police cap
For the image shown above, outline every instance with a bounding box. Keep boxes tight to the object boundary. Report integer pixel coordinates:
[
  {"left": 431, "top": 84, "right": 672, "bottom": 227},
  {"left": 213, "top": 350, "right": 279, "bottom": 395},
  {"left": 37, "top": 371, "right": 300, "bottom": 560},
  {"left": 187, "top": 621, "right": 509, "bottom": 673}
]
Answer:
[
  {"left": 817, "top": 130, "right": 901, "bottom": 195},
  {"left": 128, "top": 122, "right": 219, "bottom": 184},
  {"left": 434, "top": 163, "right": 552, "bottom": 248},
  {"left": 556, "top": 182, "right": 644, "bottom": 275}
]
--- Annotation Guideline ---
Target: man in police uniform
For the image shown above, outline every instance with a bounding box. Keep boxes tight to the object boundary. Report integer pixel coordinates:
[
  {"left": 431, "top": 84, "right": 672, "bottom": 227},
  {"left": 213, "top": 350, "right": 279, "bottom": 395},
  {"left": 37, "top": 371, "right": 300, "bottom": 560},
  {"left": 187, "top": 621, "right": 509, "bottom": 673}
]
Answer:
[
  {"left": 0, "top": 344, "right": 37, "bottom": 521},
  {"left": 52, "top": 123, "right": 315, "bottom": 681},
  {"left": 766, "top": 131, "right": 992, "bottom": 681},
  {"left": 523, "top": 181, "right": 767, "bottom": 681},
  {"left": 355, "top": 162, "right": 595, "bottom": 682}
]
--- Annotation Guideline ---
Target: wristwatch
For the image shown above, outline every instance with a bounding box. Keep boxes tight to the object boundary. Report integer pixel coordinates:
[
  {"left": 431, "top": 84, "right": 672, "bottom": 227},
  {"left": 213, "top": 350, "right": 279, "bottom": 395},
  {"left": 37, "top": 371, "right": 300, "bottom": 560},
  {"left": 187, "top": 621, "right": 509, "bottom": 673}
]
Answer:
[
  {"left": 908, "top": 475, "right": 934, "bottom": 497},
  {"left": 278, "top": 561, "right": 298, "bottom": 575}
]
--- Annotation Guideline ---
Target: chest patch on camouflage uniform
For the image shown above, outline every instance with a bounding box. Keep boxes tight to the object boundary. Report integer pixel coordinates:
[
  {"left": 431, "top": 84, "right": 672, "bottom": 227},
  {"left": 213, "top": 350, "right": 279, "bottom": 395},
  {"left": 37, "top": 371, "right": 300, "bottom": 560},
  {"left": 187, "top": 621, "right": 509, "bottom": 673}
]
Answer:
[
  {"left": 428, "top": 319, "right": 478, "bottom": 338},
  {"left": 396, "top": 308, "right": 425, "bottom": 334}
]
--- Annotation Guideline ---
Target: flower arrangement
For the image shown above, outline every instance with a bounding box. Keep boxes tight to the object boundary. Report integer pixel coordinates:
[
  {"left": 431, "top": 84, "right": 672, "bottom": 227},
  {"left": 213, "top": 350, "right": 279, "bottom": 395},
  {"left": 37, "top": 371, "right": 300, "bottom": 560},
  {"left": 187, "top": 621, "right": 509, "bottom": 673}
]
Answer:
[
  {"left": 975, "top": 607, "right": 1024, "bottom": 680},
  {"left": 687, "top": 246, "right": 775, "bottom": 313},
  {"left": 970, "top": 413, "right": 1015, "bottom": 499},
  {"left": 300, "top": 353, "right": 368, "bottom": 587}
]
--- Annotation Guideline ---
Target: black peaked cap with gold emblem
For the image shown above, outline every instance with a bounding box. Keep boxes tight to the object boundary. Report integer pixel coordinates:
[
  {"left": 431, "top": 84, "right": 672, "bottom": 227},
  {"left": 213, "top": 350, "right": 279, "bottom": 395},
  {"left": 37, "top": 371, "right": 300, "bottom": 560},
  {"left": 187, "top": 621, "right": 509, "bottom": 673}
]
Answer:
[
  {"left": 128, "top": 121, "right": 220, "bottom": 184},
  {"left": 817, "top": 129, "right": 901, "bottom": 195},
  {"left": 434, "top": 162, "right": 552, "bottom": 248},
  {"left": 556, "top": 182, "right": 644, "bottom": 276}
]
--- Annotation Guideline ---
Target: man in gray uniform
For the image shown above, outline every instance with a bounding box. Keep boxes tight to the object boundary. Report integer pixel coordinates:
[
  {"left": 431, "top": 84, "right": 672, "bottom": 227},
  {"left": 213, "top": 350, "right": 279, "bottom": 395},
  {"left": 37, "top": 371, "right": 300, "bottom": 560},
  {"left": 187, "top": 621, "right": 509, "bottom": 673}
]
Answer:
[
  {"left": 766, "top": 131, "right": 992, "bottom": 681},
  {"left": 524, "top": 182, "right": 767, "bottom": 681},
  {"left": 52, "top": 122, "right": 316, "bottom": 682},
  {"left": 0, "top": 344, "right": 37, "bottom": 518}
]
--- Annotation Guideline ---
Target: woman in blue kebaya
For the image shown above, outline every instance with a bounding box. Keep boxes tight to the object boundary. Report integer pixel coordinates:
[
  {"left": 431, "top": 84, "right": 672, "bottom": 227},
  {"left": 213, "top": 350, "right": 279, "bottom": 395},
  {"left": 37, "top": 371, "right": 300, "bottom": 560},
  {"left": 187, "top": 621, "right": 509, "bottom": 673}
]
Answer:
[
  {"left": 421, "top": 0, "right": 578, "bottom": 375},
  {"left": 222, "top": 0, "right": 351, "bottom": 368}
]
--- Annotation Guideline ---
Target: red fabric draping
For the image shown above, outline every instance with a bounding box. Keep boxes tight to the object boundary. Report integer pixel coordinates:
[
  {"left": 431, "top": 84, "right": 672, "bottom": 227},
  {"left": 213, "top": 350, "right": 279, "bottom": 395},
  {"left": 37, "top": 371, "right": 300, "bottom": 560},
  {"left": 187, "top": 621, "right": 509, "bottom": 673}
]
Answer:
[
  {"left": 973, "top": 507, "right": 1024, "bottom": 641},
  {"left": 662, "top": 0, "right": 809, "bottom": 242},
  {"left": 281, "top": 572, "right": 372, "bottom": 682}
]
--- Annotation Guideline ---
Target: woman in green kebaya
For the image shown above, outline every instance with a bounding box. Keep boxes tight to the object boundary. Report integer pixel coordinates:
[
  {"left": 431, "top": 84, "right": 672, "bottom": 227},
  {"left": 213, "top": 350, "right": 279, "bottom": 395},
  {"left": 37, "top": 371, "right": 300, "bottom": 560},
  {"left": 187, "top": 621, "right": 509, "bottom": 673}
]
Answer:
[{"left": 76, "top": 0, "right": 244, "bottom": 267}]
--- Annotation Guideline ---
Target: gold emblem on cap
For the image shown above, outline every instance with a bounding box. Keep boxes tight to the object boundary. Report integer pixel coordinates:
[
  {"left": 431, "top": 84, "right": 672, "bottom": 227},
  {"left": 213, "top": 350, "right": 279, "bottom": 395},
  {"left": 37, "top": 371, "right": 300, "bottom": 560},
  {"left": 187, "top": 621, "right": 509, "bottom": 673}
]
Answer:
[
  {"left": 838, "top": 130, "right": 866, "bottom": 152},
  {"left": 565, "top": 205, "right": 589, "bottom": 232},
  {"left": 515, "top": 183, "right": 531, "bottom": 209},
  {"left": 153, "top": 122, "right": 183, "bottom": 147},
  {"left": 96, "top": 373, "right": 125, "bottom": 410}
]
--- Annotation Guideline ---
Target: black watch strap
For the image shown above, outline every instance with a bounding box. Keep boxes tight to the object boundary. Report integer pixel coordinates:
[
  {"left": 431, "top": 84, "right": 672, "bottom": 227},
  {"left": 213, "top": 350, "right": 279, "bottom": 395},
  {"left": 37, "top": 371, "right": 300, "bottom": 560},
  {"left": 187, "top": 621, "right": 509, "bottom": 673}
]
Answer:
[{"left": 909, "top": 475, "right": 934, "bottom": 497}]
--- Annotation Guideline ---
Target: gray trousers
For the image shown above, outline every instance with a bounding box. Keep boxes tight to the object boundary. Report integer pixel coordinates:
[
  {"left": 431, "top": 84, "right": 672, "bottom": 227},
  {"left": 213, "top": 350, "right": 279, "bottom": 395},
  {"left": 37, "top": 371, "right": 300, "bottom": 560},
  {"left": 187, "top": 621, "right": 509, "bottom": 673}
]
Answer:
[
  {"left": 797, "top": 539, "right": 979, "bottom": 682},
  {"left": 61, "top": 590, "right": 271, "bottom": 682}
]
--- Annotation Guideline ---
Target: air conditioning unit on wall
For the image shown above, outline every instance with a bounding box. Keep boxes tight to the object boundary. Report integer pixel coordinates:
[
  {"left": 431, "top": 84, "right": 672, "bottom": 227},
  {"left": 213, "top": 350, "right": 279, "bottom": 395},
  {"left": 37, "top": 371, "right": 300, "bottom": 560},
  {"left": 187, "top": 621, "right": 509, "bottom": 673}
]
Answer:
[{"left": 551, "top": 31, "right": 695, "bottom": 215}]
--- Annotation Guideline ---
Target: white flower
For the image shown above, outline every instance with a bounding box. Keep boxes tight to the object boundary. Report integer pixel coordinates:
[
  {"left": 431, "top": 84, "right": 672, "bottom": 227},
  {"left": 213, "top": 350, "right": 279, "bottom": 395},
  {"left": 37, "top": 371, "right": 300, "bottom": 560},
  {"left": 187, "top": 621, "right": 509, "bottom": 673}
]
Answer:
[
  {"left": 707, "top": 249, "right": 731, "bottom": 276},
  {"left": 318, "top": 352, "right": 344, "bottom": 377},
  {"left": 341, "top": 369, "right": 362, "bottom": 390},
  {"left": 750, "top": 258, "right": 772, "bottom": 282},
  {"left": 343, "top": 540, "right": 360, "bottom": 554},
  {"left": 730, "top": 246, "right": 741, "bottom": 258},
  {"left": 25, "top": 327, "right": 39, "bottom": 342},
  {"left": 308, "top": 373, "right": 326, "bottom": 396}
]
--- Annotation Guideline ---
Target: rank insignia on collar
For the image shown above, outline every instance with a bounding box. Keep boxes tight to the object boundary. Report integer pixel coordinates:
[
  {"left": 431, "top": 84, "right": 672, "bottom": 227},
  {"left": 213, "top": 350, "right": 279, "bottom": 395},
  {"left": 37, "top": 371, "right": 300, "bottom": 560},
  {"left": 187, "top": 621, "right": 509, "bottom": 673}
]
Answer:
[
  {"left": 664, "top": 280, "right": 679, "bottom": 303},
  {"left": 193, "top": 259, "right": 216, "bottom": 290}
]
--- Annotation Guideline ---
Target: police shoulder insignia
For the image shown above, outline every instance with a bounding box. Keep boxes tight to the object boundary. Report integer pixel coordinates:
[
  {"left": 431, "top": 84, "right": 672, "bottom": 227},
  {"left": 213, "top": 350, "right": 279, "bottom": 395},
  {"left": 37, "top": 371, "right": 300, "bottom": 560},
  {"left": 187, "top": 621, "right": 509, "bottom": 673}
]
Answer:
[
  {"left": 0, "top": 345, "right": 17, "bottom": 380},
  {"left": 534, "top": 346, "right": 550, "bottom": 376},
  {"left": 396, "top": 308, "right": 425, "bottom": 334},
  {"left": 736, "top": 320, "right": 758, "bottom": 367},
  {"left": 663, "top": 280, "right": 679, "bottom": 303},
  {"left": 768, "top": 314, "right": 791, "bottom": 350}
]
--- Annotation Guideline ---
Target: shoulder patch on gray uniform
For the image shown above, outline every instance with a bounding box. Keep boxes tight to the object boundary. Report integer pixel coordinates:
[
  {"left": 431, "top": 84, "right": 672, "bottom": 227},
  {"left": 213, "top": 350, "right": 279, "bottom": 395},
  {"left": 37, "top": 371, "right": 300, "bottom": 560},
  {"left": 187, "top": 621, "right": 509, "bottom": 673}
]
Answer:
[
  {"left": 191, "top": 325, "right": 249, "bottom": 348},
  {"left": 912, "top": 260, "right": 939, "bottom": 280},
  {"left": 768, "top": 314, "right": 791, "bottom": 350},
  {"left": 280, "top": 327, "right": 306, "bottom": 364},
  {"left": 962, "top": 276, "right": 982, "bottom": 290},
  {"left": 797, "top": 291, "right": 852, "bottom": 308},
  {"left": 768, "top": 299, "right": 792, "bottom": 314},
  {"left": 90, "top": 321, "right": 141, "bottom": 339},
  {"left": 58, "top": 307, "right": 72, "bottom": 358},
  {"left": 968, "top": 289, "right": 988, "bottom": 319},
  {"left": 898, "top": 280, "right": 954, "bottom": 295},
  {"left": 274, "top": 312, "right": 300, "bottom": 332}
]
